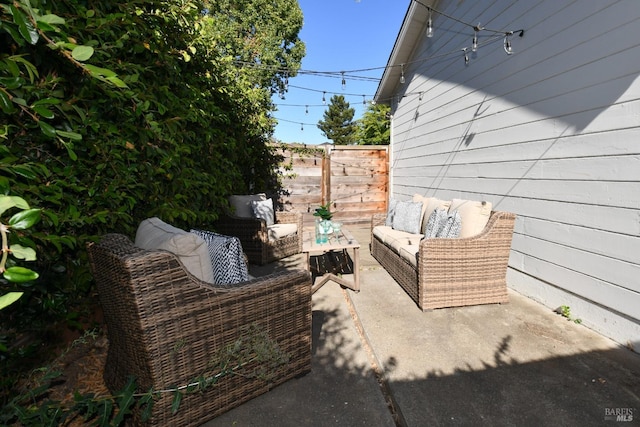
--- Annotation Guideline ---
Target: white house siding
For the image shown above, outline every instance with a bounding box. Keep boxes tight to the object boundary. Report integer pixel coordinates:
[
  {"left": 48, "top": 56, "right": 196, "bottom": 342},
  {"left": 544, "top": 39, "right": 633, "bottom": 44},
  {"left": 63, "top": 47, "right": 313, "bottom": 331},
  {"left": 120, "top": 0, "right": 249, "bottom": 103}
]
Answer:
[{"left": 384, "top": 0, "right": 640, "bottom": 349}]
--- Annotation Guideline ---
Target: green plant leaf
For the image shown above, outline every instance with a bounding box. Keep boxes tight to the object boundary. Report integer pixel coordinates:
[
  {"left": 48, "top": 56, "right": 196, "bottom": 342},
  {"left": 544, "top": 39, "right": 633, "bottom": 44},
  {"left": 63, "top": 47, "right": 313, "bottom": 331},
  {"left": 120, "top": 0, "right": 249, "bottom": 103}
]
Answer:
[
  {"left": 0, "top": 195, "right": 29, "bottom": 216},
  {"left": 84, "top": 64, "right": 117, "bottom": 78},
  {"left": 105, "top": 75, "right": 127, "bottom": 88},
  {"left": 171, "top": 390, "right": 183, "bottom": 414},
  {"left": 9, "top": 208, "right": 41, "bottom": 229},
  {"left": 71, "top": 45, "right": 94, "bottom": 62},
  {"left": 0, "top": 292, "right": 23, "bottom": 310},
  {"left": 0, "top": 76, "right": 24, "bottom": 89},
  {"left": 0, "top": 91, "right": 16, "bottom": 113},
  {"left": 33, "top": 105, "right": 54, "bottom": 119},
  {"left": 3, "top": 266, "right": 39, "bottom": 283},
  {"left": 8, "top": 244, "right": 36, "bottom": 261},
  {"left": 56, "top": 130, "right": 82, "bottom": 141},
  {"left": 0, "top": 177, "right": 9, "bottom": 195},
  {"left": 38, "top": 120, "right": 56, "bottom": 137},
  {"left": 11, "top": 165, "right": 38, "bottom": 179},
  {"left": 11, "top": 5, "right": 39, "bottom": 45},
  {"left": 37, "top": 14, "right": 66, "bottom": 25}
]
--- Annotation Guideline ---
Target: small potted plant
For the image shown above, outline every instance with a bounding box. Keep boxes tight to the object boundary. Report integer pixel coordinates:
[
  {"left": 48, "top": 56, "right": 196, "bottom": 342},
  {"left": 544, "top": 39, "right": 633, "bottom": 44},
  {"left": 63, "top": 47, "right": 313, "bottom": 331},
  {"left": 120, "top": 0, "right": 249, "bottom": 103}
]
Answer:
[{"left": 313, "top": 202, "right": 333, "bottom": 243}]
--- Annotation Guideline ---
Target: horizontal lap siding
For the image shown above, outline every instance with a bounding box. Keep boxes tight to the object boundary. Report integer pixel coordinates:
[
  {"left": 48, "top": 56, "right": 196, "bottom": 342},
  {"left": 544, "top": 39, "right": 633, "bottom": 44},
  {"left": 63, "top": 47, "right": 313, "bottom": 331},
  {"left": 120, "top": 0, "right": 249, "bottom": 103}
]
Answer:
[{"left": 389, "top": 0, "right": 640, "bottom": 325}]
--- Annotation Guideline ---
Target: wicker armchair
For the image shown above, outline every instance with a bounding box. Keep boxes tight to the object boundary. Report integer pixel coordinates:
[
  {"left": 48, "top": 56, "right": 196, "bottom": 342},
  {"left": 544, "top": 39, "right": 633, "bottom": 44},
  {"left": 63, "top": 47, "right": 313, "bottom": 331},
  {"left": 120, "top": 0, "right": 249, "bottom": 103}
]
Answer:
[
  {"left": 87, "top": 234, "right": 312, "bottom": 426},
  {"left": 214, "top": 210, "right": 303, "bottom": 265}
]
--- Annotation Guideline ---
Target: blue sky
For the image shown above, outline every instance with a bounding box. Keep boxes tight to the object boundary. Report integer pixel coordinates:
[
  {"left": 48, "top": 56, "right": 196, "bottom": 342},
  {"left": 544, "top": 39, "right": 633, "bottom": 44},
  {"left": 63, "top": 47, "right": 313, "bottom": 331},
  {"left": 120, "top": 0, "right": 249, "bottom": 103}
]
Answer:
[{"left": 271, "top": 0, "right": 408, "bottom": 145}]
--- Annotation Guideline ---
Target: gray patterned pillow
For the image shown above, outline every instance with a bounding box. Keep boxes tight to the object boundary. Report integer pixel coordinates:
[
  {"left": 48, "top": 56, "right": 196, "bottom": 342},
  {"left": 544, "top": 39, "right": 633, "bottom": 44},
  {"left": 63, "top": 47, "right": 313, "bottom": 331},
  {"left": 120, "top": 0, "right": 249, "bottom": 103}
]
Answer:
[
  {"left": 392, "top": 201, "right": 423, "bottom": 234},
  {"left": 423, "top": 208, "right": 448, "bottom": 238},
  {"left": 437, "top": 210, "right": 462, "bottom": 238},
  {"left": 190, "top": 229, "right": 249, "bottom": 286},
  {"left": 385, "top": 198, "right": 398, "bottom": 227}
]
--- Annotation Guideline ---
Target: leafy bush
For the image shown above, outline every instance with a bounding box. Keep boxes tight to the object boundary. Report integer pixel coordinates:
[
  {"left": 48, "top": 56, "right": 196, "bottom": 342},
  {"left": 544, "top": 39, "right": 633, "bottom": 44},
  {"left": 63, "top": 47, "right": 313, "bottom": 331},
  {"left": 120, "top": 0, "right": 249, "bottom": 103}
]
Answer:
[{"left": 0, "top": 0, "right": 304, "bottom": 405}]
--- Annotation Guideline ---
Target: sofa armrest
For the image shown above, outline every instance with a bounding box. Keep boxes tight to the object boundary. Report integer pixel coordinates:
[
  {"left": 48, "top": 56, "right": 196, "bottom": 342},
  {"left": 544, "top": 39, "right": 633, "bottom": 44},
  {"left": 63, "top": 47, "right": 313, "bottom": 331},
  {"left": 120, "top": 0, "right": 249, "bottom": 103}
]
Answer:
[
  {"left": 417, "top": 211, "right": 516, "bottom": 282},
  {"left": 371, "top": 213, "right": 387, "bottom": 229}
]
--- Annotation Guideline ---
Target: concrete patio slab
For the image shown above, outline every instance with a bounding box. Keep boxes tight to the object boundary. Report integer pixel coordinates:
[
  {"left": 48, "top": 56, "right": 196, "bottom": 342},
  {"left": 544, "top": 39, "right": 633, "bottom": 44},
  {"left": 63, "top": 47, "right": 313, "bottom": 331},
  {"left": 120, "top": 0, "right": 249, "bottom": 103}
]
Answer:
[{"left": 202, "top": 225, "right": 640, "bottom": 426}]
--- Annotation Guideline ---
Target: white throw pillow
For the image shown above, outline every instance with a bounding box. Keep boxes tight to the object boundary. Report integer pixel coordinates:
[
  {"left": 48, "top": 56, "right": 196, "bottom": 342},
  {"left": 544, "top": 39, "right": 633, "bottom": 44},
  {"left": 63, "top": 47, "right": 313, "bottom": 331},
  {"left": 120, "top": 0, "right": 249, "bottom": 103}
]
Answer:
[
  {"left": 251, "top": 198, "right": 275, "bottom": 226},
  {"left": 228, "top": 193, "right": 267, "bottom": 218},
  {"left": 449, "top": 199, "right": 492, "bottom": 238},
  {"left": 392, "top": 200, "right": 423, "bottom": 234},
  {"left": 135, "top": 217, "right": 215, "bottom": 283}
]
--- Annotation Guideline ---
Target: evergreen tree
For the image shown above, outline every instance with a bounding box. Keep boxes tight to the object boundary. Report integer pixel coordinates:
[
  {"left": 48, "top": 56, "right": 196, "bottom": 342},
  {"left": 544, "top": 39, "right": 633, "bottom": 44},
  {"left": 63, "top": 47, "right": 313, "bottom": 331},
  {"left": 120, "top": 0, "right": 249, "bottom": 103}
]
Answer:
[
  {"left": 317, "top": 95, "right": 357, "bottom": 145},
  {"left": 355, "top": 103, "right": 391, "bottom": 145}
]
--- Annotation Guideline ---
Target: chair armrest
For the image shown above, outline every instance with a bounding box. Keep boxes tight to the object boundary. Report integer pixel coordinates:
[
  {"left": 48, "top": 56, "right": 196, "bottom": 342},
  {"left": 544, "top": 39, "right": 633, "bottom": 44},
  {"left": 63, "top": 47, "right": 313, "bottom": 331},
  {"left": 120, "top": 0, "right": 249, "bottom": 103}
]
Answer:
[
  {"left": 214, "top": 214, "right": 267, "bottom": 241},
  {"left": 275, "top": 211, "right": 301, "bottom": 225}
]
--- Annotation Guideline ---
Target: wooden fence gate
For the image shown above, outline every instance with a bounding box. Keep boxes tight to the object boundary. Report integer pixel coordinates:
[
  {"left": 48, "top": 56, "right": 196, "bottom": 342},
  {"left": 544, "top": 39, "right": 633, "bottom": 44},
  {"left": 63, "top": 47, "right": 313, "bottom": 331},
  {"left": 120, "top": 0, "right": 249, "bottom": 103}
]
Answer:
[{"left": 274, "top": 144, "right": 389, "bottom": 225}]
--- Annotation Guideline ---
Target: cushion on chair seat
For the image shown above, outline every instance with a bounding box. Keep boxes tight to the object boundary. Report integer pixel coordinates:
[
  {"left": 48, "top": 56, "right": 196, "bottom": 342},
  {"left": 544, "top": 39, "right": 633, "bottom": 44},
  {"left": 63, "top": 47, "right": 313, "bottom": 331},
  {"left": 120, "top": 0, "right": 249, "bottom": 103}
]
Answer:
[
  {"left": 268, "top": 223, "right": 298, "bottom": 241},
  {"left": 135, "top": 217, "right": 215, "bottom": 283}
]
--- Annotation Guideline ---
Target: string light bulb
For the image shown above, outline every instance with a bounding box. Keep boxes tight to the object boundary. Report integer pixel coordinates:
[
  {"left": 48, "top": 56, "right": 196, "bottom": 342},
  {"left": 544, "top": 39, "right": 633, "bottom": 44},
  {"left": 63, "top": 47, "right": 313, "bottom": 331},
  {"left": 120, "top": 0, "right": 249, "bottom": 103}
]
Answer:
[
  {"left": 463, "top": 48, "right": 469, "bottom": 65},
  {"left": 305, "top": 105, "right": 309, "bottom": 115},
  {"left": 503, "top": 32, "right": 513, "bottom": 55},
  {"left": 426, "top": 7, "right": 433, "bottom": 38},
  {"left": 322, "top": 91, "right": 326, "bottom": 104},
  {"left": 400, "top": 64, "right": 405, "bottom": 84},
  {"left": 362, "top": 95, "right": 366, "bottom": 105},
  {"left": 341, "top": 72, "right": 346, "bottom": 90}
]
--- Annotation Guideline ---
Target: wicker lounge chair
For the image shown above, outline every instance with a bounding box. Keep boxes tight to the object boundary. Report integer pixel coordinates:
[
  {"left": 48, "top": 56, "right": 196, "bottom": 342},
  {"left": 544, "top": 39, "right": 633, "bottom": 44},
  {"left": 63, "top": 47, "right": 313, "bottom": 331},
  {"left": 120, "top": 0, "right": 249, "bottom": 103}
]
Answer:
[
  {"left": 371, "top": 211, "right": 516, "bottom": 310},
  {"left": 214, "top": 210, "right": 303, "bottom": 265},
  {"left": 87, "top": 233, "right": 312, "bottom": 426}
]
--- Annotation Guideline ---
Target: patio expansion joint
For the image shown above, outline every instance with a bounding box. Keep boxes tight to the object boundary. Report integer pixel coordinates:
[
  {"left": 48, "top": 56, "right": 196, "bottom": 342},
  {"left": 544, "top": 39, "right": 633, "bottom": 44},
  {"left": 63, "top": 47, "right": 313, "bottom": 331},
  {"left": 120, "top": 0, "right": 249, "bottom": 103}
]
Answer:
[{"left": 342, "top": 288, "right": 406, "bottom": 427}]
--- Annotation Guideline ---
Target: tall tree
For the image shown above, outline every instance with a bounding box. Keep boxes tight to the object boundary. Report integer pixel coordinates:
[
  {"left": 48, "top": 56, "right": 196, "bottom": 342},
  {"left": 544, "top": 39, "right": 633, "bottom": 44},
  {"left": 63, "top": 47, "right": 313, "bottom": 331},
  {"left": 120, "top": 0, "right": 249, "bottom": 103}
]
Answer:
[
  {"left": 355, "top": 103, "right": 391, "bottom": 145},
  {"left": 317, "top": 95, "right": 356, "bottom": 145}
]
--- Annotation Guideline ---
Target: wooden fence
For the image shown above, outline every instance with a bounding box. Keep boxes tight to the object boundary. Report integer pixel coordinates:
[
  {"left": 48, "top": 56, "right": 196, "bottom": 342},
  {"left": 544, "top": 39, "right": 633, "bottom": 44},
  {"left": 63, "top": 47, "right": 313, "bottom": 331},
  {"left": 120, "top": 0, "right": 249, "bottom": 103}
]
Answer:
[{"left": 274, "top": 144, "right": 389, "bottom": 225}]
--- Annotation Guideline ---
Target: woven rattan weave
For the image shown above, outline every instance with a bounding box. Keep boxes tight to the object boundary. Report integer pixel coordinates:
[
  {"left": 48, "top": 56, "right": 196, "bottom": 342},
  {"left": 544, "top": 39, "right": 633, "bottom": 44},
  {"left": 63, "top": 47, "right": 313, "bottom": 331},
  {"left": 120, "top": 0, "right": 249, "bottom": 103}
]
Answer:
[
  {"left": 87, "top": 233, "right": 312, "bottom": 426},
  {"left": 371, "top": 211, "right": 516, "bottom": 310},
  {"left": 214, "top": 211, "right": 303, "bottom": 265}
]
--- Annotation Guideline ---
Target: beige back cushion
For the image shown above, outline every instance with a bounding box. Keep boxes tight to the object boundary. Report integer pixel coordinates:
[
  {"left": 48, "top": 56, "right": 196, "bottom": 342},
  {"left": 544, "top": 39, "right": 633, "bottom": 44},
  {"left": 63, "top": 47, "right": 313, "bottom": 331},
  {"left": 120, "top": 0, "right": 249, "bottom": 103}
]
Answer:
[
  {"left": 449, "top": 199, "right": 493, "bottom": 238},
  {"left": 135, "top": 217, "right": 215, "bottom": 283},
  {"left": 228, "top": 193, "right": 267, "bottom": 218}
]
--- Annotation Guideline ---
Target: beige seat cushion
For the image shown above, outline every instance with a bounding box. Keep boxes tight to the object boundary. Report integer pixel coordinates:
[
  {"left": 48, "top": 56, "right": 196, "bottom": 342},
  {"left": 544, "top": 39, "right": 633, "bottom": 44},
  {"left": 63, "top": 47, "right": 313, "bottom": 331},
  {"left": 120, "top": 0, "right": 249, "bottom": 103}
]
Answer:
[
  {"left": 449, "top": 199, "right": 492, "bottom": 238},
  {"left": 398, "top": 244, "right": 419, "bottom": 268},
  {"left": 229, "top": 193, "right": 267, "bottom": 218},
  {"left": 373, "top": 225, "right": 422, "bottom": 253},
  {"left": 135, "top": 217, "right": 215, "bottom": 283},
  {"left": 268, "top": 223, "right": 297, "bottom": 241}
]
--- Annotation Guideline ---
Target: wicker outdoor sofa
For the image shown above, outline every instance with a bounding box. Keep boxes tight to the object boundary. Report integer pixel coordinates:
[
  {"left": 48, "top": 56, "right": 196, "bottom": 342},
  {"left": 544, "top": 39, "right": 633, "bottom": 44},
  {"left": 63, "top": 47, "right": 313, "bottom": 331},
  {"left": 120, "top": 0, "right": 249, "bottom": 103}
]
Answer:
[
  {"left": 371, "top": 196, "right": 516, "bottom": 311},
  {"left": 87, "top": 233, "right": 312, "bottom": 426}
]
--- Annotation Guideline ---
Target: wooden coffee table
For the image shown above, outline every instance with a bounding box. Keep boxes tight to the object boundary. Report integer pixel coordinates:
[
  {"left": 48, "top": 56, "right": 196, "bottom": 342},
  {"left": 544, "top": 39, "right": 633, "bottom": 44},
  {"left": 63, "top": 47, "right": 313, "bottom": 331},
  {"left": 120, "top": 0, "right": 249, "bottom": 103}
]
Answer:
[{"left": 302, "top": 227, "right": 360, "bottom": 294}]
